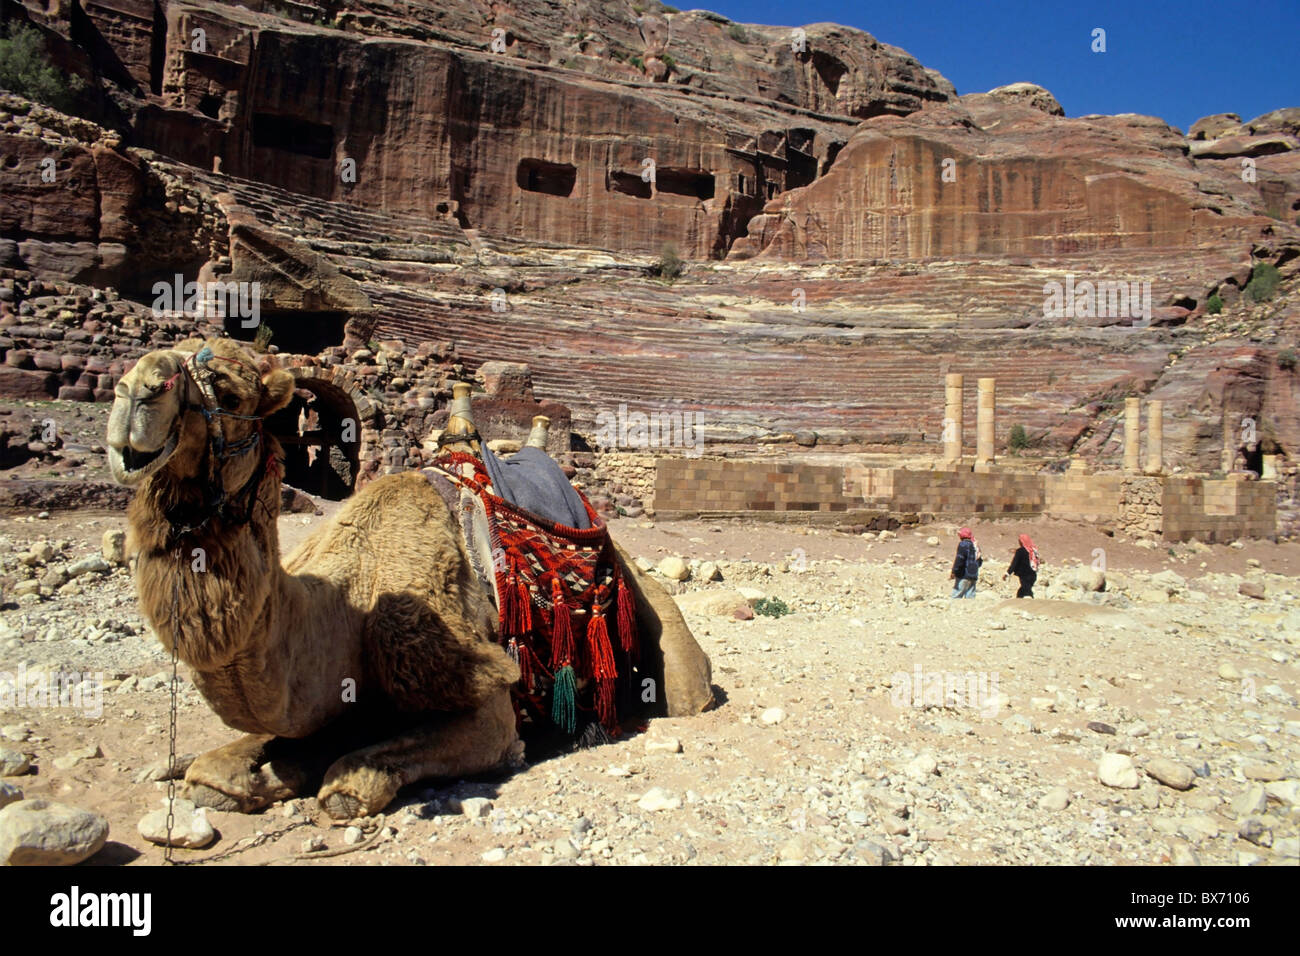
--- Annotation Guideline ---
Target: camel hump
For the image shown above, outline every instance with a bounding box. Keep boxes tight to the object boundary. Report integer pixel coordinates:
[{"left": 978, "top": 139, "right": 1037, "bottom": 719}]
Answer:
[{"left": 335, "top": 472, "right": 454, "bottom": 530}]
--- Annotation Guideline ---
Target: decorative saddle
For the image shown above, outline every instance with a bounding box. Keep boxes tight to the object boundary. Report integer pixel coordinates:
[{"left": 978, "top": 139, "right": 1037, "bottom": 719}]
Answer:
[{"left": 423, "top": 451, "right": 638, "bottom": 736}]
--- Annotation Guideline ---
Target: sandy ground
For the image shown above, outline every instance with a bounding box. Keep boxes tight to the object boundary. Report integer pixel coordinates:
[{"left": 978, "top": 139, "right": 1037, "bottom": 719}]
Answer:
[{"left": 1, "top": 504, "right": 1297, "bottom": 866}]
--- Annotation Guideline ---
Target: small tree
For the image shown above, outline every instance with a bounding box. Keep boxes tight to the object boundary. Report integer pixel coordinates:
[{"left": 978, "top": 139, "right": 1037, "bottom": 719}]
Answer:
[
  {"left": 1206, "top": 293, "right": 1223, "bottom": 315},
  {"left": 0, "top": 24, "right": 82, "bottom": 112},
  {"left": 1279, "top": 348, "right": 1297, "bottom": 371},
  {"left": 1008, "top": 424, "right": 1030, "bottom": 453},
  {"left": 652, "top": 242, "right": 684, "bottom": 280},
  {"left": 1244, "top": 263, "right": 1281, "bottom": 303}
]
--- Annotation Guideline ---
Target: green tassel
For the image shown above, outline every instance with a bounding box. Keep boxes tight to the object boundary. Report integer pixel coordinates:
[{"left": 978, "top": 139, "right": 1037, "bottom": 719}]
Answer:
[{"left": 551, "top": 664, "right": 577, "bottom": 734}]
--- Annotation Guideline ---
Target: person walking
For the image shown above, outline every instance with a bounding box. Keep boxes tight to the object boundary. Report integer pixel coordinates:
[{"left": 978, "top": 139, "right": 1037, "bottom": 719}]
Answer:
[
  {"left": 950, "top": 526, "right": 980, "bottom": 599},
  {"left": 1004, "top": 533, "right": 1040, "bottom": 598}
]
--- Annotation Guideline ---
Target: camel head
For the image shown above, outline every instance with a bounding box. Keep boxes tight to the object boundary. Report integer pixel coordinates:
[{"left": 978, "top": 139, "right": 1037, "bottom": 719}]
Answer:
[{"left": 107, "top": 337, "right": 295, "bottom": 489}]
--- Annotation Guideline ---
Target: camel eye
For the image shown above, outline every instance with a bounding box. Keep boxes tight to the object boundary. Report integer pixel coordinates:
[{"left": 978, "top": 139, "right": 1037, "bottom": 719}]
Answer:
[{"left": 220, "top": 392, "right": 242, "bottom": 411}]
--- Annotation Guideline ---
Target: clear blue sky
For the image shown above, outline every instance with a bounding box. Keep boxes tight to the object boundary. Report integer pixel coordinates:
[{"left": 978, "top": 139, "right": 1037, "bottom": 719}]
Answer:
[{"left": 698, "top": 0, "right": 1300, "bottom": 133}]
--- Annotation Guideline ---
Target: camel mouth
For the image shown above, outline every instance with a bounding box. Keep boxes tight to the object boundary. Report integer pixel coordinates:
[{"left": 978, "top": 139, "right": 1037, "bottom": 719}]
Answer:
[{"left": 108, "top": 429, "right": 179, "bottom": 485}]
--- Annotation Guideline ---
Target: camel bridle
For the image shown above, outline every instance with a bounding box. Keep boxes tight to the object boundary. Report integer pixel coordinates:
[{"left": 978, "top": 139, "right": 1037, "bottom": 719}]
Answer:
[{"left": 160, "top": 345, "right": 277, "bottom": 544}]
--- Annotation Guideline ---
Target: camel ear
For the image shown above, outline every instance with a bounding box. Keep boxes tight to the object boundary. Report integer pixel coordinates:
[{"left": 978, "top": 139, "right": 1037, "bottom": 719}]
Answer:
[{"left": 257, "top": 369, "right": 295, "bottom": 416}]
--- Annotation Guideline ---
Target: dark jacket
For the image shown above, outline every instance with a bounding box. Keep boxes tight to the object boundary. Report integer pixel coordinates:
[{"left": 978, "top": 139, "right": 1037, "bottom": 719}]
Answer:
[
  {"left": 952, "top": 539, "right": 979, "bottom": 580},
  {"left": 1007, "top": 546, "right": 1037, "bottom": 583}
]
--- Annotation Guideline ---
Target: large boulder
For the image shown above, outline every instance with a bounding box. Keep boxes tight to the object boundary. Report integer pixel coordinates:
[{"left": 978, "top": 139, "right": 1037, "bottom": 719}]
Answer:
[{"left": 0, "top": 799, "right": 109, "bottom": 866}]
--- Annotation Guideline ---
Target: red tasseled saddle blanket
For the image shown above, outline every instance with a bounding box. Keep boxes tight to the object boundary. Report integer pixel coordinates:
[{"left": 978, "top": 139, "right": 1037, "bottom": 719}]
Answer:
[{"left": 426, "top": 452, "right": 638, "bottom": 735}]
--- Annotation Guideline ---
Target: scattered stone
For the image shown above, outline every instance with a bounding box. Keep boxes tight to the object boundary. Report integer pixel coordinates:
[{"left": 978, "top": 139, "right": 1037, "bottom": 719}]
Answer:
[
  {"left": 0, "top": 799, "right": 109, "bottom": 865},
  {"left": 1098, "top": 753, "right": 1140, "bottom": 789},
  {"left": 851, "top": 841, "right": 892, "bottom": 865},
  {"left": 698, "top": 561, "right": 721, "bottom": 582},
  {"left": 1238, "top": 581, "right": 1266, "bottom": 600},
  {"left": 133, "top": 753, "right": 197, "bottom": 784},
  {"left": 52, "top": 744, "right": 103, "bottom": 771},
  {"left": 0, "top": 749, "right": 31, "bottom": 776},
  {"left": 553, "top": 837, "right": 579, "bottom": 859},
  {"left": 101, "top": 529, "right": 127, "bottom": 564},
  {"left": 1242, "top": 762, "right": 1284, "bottom": 782},
  {"left": 459, "top": 797, "right": 493, "bottom": 819},
  {"left": 1037, "top": 787, "right": 1071, "bottom": 811},
  {"left": 302, "top": 835, "right": 327, "bottom": 853},
  {"left": 1168, "top": 841, "right": 1200, "bottom": 866},
  {"left": 0, "top": 781, "right": 22, "bottom": 810},
  {"left": 906, "top": 754, "right": 939, "bottom": 779},
  {"left": 760, "top": 707, "right": 786, "bottom": 725},
  {"left": 637, "top": 787, "right": 681, "bottom": 812},
  {"left": 1237, "top": 818, "right": 1272, "bottom": 848},
  {"left": 1145, "top": 757, "right": 1195, "bottom": 791},
  {"left": 343, "top": 826, "right": 363, "bottom": 845},
  {"left": 481, "top": 847, "right": 507, "bottom": 862},
  {"left": 1218, "top": 661, "right": 1241, "bottom": 681},
  {"left": 882, "top": 815, "right": 909, "bottom": 836},
  {"left": 1087, "top": 721, "right": 1117, "bottom": 735},
  {"left": 66, "top": 555, "right": 111, "bottom": 578},
  {"left": 656, "top": 556, "right": 689, "bottom": 581},
  {"left": 137, "top": 797, "right": 216, "bottom": 848},
  {"left": 1002, "top": 715, "right": 1036, "bottom": 735},
  {"left": 644, "top": 737, "right": 682, "bottom": 754}
]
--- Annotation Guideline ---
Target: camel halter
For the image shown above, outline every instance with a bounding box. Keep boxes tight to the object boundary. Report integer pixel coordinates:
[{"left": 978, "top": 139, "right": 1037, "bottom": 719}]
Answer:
[{"left": 162, "top": 346, "right": 276, "bottom": 544}]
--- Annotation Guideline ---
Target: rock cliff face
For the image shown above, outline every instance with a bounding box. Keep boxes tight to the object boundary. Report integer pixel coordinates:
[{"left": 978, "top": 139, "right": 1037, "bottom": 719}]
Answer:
[
  {"left": 2, "top": 0, "right": 1299, "bottom": 514},
  {"left": 21, "top": 0, "right": 956, "bottom": 258},
  {"left": 729, "top": 100, "right": 1289, "bottom": 261}
]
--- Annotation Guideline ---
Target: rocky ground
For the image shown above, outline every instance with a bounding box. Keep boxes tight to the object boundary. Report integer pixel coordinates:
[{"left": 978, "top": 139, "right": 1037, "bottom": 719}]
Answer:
[{"left": 0, "top": 493, "right": 1297, "bottom": 867}]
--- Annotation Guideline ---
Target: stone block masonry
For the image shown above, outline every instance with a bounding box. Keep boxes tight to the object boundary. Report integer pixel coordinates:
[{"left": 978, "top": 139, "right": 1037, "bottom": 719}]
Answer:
[{"left": 652, "top": 458, "right": 1276, "bottom": 542}]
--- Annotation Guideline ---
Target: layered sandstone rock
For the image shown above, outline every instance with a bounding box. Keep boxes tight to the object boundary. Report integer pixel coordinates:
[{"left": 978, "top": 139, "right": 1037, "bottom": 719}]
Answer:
[{"left": 729, "top": 100, "right": 1291, "bottom": 261}]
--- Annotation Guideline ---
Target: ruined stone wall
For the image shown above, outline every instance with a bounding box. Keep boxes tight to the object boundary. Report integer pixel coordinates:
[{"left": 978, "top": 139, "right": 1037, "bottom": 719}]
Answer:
[
  {"left": 854, "top": 466, "right": 1045, "bottom": 516},
  {"left": 651, "top": 457, "right": 1277, "bottom": 540},
  {"left": 1117, "top": 476, "right": 1163, "bottom": 539},
  {"left": 591, "top": 452, "right": 657, "bottom": 515},
  {"left": 1044, "top": 473, "right": 1125, "bottom": 520},
  {"left": 655, "top": 457, "right": 856, "bottom": 513},
  {"left": 1161, "top": 476, "right": 1277, "bottom": 543}
]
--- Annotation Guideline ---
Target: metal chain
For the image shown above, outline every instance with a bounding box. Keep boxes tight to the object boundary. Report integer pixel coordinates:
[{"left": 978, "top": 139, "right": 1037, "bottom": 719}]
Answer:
[{"left": 165, "top": 548, "right": 181, "bottom": 864}]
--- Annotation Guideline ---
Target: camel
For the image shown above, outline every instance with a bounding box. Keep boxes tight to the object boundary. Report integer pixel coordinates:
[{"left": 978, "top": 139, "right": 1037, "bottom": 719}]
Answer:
[{"left": 107, "top": 337, "right": 713, "bottom": 820}]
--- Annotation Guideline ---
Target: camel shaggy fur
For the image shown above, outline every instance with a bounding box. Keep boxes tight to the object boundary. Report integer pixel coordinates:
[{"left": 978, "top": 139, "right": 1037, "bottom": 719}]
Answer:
[{"left": 107, "top": 338, "right": 711, "bottom": 820}]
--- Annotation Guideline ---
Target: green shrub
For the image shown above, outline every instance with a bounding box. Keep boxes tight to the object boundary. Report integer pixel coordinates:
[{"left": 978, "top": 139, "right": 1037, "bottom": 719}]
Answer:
[
  {"left": 629, "top": 55, "right": 644, "bottom": 71},
  {"left": 1244, "top": 263, "right": 1281, "bottom": 303},
  {"left": 754, "top": 597, "right": 790, "bottom": 618},
  {"left": 1206, "top": 293, "right": 1223, "bottom": 314},
  {"left": 0, "top": 24, "right": 82, "bottom": 112},
  {"left": 1008, "top": 424, "right": 1029, "bottom": 452},
  {"left": 651, "top": 242, "right": 684, "bottom": 280},
  {"left": 1279, "top": 348, "right": 1298, "bottom": 370},
  {"left": 661, "top": 53, "right": 676, "bottom": 70},
  {"left": 661, "top": 4, "right": 680, "bottom": 12},
  {"left": 253, "top": 323, "right": 274, "bottom": 352},
  {"left": 728, "top": 24, "right": 749, "bottom": 43}
]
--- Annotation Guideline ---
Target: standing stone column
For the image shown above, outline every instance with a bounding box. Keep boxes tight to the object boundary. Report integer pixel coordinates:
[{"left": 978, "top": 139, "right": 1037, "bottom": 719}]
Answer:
[
  {"left": 1144, "top": 400, "right": 1163, "bottom": 475},
  {"left": 976, "top": 377, "right": 995, "bottom": 465},
  {"left": 943, "top": 373, "right": 963, "bottom": 462},
  {"left": 1124, "top": 398, "right": 1141, "bottom": 474},
  {"left": 1220, "top": 412, "right": 1236, "bottom": 474}
]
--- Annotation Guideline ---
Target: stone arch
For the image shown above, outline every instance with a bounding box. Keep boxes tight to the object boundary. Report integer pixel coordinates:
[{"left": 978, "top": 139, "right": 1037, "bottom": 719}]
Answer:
[{"left": 268, "top": 364, "right": 382, "bottom": 499}]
